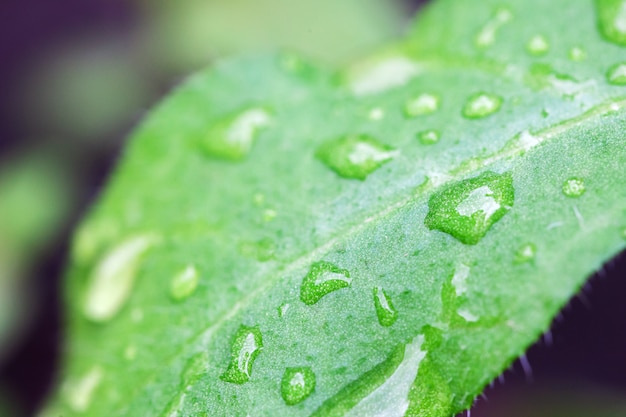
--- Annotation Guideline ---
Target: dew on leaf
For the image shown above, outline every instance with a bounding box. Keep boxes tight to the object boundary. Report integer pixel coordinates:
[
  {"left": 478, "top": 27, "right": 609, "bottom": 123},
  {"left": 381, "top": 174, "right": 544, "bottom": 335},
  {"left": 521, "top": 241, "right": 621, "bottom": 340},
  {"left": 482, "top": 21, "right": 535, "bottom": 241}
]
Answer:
[
  {"left": 474, "top": 7, "right": 513, "bottom": 48},
  {"left": 300, "top": 261, "right": 351, "bottom": 305},
  {"left": 562, "top": 177, "right": 586, "bottom": 197},
  {"left": 451, "top": 264, "right": 470, "bottom": 296},
  {"left": 83, "top": 234, "right": 157, "bottom": 322},
  {"left": 568, "top": 46, "right": 587, "bottom": 61},
  {"left": 373, "top": 287, "right": 398, "bottom": 327},
  {"left": 315, "top": 135, "right": 398, "bottom": 180},
  {"left": 417, "top": 129, "right": 441, "bottom": 145},
  {"left": 238, "top": 238, "right": 276, "bottom": 262},
  {"left": 462, "top": 93, "right": 503, "bottom": 119},
  {"left": 368, "top": 107, "right": 385, "bottom": 121},
  {"left": 607, "top": 62, "right": 626, "bottom": 85},
  {"left": 596, "top": 0, "right": 626, "bottom": 46},
  {"left": 457, "top": 308, "right": 479, "bottom": 322},
  {"left": 526, "top": 35, "right": 550, "bottom": 55},
  {"left": 200, "top": 107, "right": 272, "bottom": 161},
  {"left": 425, "top": 171, "right": 515, "bottom": 245},
  {"left": 62, "top": 366, "right": 103, "bottom": 412},
  {"left": 347, "top": 56, "right": 421, "bottom": 96},
  {"left": 404, "top": 93, "right": 440, "bottom": 117},
  {"left": 170, "top": 265, "right": 199, "bottom": 301},
  {"left": 514, "top": 243, "right": 537, "bottom": 264},
  {"left": 220, "top": 325, "right": 263, "bottom": 384},
  {"left": 526, "top": 63, "right": 589, "bottom": 96},
  {"left": 281, "top": 367, "right": 316, "bottom": 405}
]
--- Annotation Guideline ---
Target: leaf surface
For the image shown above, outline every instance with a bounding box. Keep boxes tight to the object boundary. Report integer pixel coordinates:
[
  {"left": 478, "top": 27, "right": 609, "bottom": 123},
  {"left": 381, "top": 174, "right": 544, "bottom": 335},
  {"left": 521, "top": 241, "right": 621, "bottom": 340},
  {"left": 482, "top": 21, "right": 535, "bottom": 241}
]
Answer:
[{"left": 43, "top": 0, "right": 626, "bottom": 416}]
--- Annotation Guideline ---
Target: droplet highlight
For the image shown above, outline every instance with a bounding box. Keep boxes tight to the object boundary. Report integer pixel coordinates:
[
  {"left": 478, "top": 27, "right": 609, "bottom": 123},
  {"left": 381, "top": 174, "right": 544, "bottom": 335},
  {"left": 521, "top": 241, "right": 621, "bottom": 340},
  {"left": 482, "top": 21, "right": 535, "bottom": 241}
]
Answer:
[
  {"left": 568, "top": 46, "right": 587, "bottom": 61},
  {"left": 526, "top": 35, "right": 550, "bottom": 55},
  {"left": 368, "top": 107, "right": 385, "bottom": 121},
  {"left": 281, "top": 367, "right": 316, "bottom": 405},
  {"left": 373, "top": 287, "right": 398, "bottom": 327},
  {"left": 83, "top": 234, "right": 157, "bottom": 322},
  {"left": 316, "top": 135, "right": 397, "bottom": 180},
  {"left": 562, "top": 177, "right": 586, "bottom": 198},
  {"left": 220, "top": 325, "right": 263, "bottom": 384},
  {"left": 170, "top": 265, "right": 199, "bottom": 301},
  {"left": 404, "top": 93, "right": 440, "bottom": 117},
  {"left": 62, "top": 366, "right": 103, "bottom": 412},
  {"left": 300, "top": 261, "right": 351, "bottom": 305},
  {"left": 462, "top": 93, "right": 503, "bottom": 119},
  {"left": 201, "top": 107, "right": 272, "bottom": 161},
  {"left": 474, "top": 7, "right": 513, "bottom": 48},
  {"left": 425, "top": 171, "right": 515, "bottom": 245},
  {"left": 417, "top": 129, "right": 441, "bottom": 145},
  {"left": 514, "top": 243, "right": 537, "bottom": 264},
  {"left": 596, "top": 0, "right": 626, "bottom": 46},
  {"left": 607, "top": 62, "right": 626, "bottom": 85}
]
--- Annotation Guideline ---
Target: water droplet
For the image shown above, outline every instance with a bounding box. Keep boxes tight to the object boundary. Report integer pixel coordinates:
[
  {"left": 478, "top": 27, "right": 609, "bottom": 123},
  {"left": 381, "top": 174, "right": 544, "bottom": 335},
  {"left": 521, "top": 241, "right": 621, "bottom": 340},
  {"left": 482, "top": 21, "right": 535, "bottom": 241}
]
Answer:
[
  {"left": 83, "top": 234, "right": 157, "bottom": 322},
  {"left": 526, "top": 63, "right": 590, "bottom": 96},
  {"left": 457, "top": 308, "right": 479, "bottom": 322},
  {"left": 170, "top": 265, "right": 199, "bottom": 301},
  {"left": 220, "top": 325, "right": 263, "bottom": 384},
  {"left": 278, "top": 303, "right": 290, "bottom": 318},
  {"left": 281, "top": 367, "right": 316, "bottom": 405},
  {"left": 596, "top": 0, "right": 626, "bottom": 46},
  {"left": 514, "top": 243, "right": 536, "bottom": 264},
  {"left": 425, "top": 171, "right": 515, "bottom": 245},
  {"left": 316, "top": 135, "right": 398, "bottom": 180},
  {"left": 568, "top": 46, "right": 587, "bottom": 61},
  {"left": 300, "top": 261, "right": 351, "bottom": 305},
  {"left": 562, "top": 177, "right": 586, "bottom": 198},
  {"left": 526, "top": 35, "right": 550, "bottom": 55},
  {"left": 404, "top": 94, "right": 440, "bottom": 117},
  {"left": 417, "top": 129, "right": 441, "bottom": 145},
  {"left": 607, "top": 62, "right": 626, "bottom": 85},
  {"left": 263, "top": 209, "right": 278, "bottom": 222},
  {"left": 451, "top": 264, "right": 470, "bottom": 296},
  {"left": 474, "top": 7, "right": 513, "bottom": 48},
  {"left": 124, "top": 345, "right": 137, "bottom": 361},
  {"left": 462, "top": 93, "right": 503, "bottom": 119},
  {"left": 347, "top": 56, "right": 421, "bottom": 96},
  {"left": 62, "top": 366, "right": 103, "bottom": 412},
  {"left": 373, "top": 287, "right": 398, "bottom": 327},
  {"left": 368, "top": 107, "right": 385, "bottom": 121},
  {"left": 238, "top": 238, "right": 276, "bottom": 262},
  {"left": 200, "top": 107, "right": 272, "bottom": 161}
]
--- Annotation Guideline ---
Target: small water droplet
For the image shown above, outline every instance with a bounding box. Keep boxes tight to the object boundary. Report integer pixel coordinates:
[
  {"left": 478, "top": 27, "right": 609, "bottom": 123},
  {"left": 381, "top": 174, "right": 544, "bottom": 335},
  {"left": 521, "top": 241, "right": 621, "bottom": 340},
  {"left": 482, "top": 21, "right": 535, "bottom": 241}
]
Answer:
[
  {"left": 417, "top": 129, "right": 441, "bottom": 145},
  {"left": 562, "top": 177, "right": 586, "bottom": 197},
  {"left": 281, "top": 367, "right": 316, "bottom": 405},
  {"left": 83, "top": 234, "right": 157, "bottom": 322},
  {"left": 220, "top": 325, "right": 263, "bottom": 384},
  {"left": 596, "top": 0, "right": 626, "bottom": 46},
  {"left": 514, "top": 243, "right": 537, "bottom": 264},
  {"left": 170, "top": 265, "right": 199, "bottom": 301},
  {"left": 568, "top": 46, "right": 587, "bottom": 61},
  {"left": 607, "top": 62, "right": 626, "bottom": 85},
  {"left": 300, "top": 261, "right": 351, "bottom": 305},
  {"left": 368, "top": 107, "right": 385, "bottom": 121},
  {"left": 404, "top": 93, "right": 440, "bottom": 117},
  {"left": 238, "top": 238, "right": 276, "bottom": 262},
  {"left": 474, "top": 7, "right": 513, "bottom": 48},
  {"left": 526, "top": 63, "right": 590, "bottom": 96},
  {"left": 263, "top": 209, "right": 278, "bottom": 222},
  {"left": 200, "top": 107, "right": 272, "bottom": 161},
  {"left": 373, "top": 287, "right": 398, "bottom": 327},
  {"left": 526, "top": 35, "right": 550, "bottom": 55},
  {"left": 278, "top": 303, "right": 290, "bottom": 318},
  {"left": 462, "top": 93, "right": 503, "bottom": 119},
  {"left": 62, "top": 366, "right": 103, "bottom": 412},
  {"left": 347, "top": 56, "right": 421, "bottom": 96},
  {"left": 425, "top": 171, "right": 515, "bottom": 245},
  {"left": 316, "top": 135, "right": 398, "bottom": 180}
]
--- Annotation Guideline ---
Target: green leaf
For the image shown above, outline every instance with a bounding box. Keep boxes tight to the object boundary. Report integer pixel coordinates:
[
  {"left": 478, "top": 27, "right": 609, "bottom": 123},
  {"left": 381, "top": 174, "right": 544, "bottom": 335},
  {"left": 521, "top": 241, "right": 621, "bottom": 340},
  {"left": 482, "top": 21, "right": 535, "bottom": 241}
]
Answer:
[{"left": 42, "top": 0, "right": 626, "bottom": 416}]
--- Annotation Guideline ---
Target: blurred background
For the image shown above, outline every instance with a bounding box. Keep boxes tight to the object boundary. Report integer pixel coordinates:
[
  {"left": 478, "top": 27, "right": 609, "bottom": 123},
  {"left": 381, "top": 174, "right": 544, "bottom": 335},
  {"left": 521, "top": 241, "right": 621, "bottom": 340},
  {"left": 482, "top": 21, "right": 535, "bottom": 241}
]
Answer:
[{"left": 0, "top": 1, "right": 624, "bottom": 416}]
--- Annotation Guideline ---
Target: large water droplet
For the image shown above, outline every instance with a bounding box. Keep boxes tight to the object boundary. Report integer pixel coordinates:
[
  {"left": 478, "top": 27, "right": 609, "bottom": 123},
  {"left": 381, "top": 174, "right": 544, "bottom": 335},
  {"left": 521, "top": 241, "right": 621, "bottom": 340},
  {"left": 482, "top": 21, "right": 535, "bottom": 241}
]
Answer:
[
  {"left": 300, "top": 261, "right": 351, "bottom": 305},
  {"left": 170, "top": 265, "right": 199, "bottom": 301},
  {"left": 62, "top": 366, "right": 103, "bottom": 412},
  {"left": 238, "top": 238, "right": 276, "bottom": 262},
  {"left": 596, "top": 0, "right": 626, "bottom": 46},
  {"left": 474, "top": 7, "right": 513, "bottom": 48},
  {"left": 526, "top": 35, "right": 550, "bottom": 56},
  {"left": 462, "top": 93, "right": 503, "bottom": 119},
  {"left": 562, "top": 177, "right": 586, "bottom": 197},
  {"left": 425, "top": 171, "right": 515, "bottom": 245},
  {"left": 83, "top": 234, "right": 157, "bottom": 322},
  {"left": 373, "top": 287, "right": 398, "bottom": 327},
  {"left": 316, "top": 135, "right": 398, "bottom": 180},
  {"left": 220, "top": 325, "right": 263, "bottom": 384},
  {"left": 347, "top": 56, "right": 421, "bottom": 96},
  {"left": 607, "top": 62, "right": 626, "bottom": 85},
  {"left": 514, "top": 243, "right": 537, "bottom": 264},
  {"left": 404, "top": 94, "right": 440, "bottom": 117},
  {"left": 568, "top": 46, "right": 587, "bottom": 61},
  {"left": 281, "top": 367, "right": 316, "bottom": 405},
  {"left": 200, "top": 107, "right": 272, "bottom": 161},
  {"left": 417, "top": 129, "right": 441, "bottom": 145}
]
